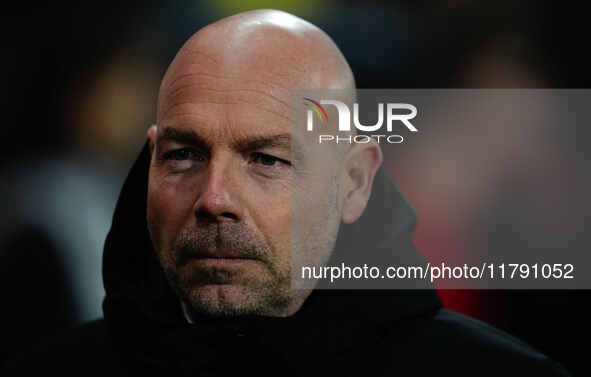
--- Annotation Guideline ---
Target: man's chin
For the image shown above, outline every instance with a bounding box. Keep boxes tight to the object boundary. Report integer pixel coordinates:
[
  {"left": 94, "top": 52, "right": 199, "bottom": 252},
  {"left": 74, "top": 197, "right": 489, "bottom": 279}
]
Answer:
[{"left": 183, "top": 284, "right": 278, "bottom": 317}]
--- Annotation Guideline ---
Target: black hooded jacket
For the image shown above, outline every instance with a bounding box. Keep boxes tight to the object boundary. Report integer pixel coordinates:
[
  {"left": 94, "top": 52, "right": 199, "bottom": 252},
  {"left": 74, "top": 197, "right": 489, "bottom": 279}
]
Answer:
[{"left": 3, "top": 142, "right": 571, "bottom": 376}]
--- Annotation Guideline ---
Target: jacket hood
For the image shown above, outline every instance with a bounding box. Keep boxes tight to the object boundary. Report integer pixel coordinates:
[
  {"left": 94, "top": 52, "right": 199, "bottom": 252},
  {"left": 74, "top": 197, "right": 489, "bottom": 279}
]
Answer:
[{"left": 101, "top": 141, "right": 441, "bottom": 375}]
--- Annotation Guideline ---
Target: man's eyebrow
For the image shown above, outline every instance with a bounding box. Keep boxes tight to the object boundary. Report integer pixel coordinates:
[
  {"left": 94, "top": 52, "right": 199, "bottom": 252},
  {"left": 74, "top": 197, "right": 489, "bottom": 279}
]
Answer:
[
  {"left": 157, "top": 127, "right": 303, "bottom": 161},
  {"left": 157, "top": 127, "right": 211, "bottom": 150},
  {"left": 233, "top": 134, "right": 292, "bottom": 152}
]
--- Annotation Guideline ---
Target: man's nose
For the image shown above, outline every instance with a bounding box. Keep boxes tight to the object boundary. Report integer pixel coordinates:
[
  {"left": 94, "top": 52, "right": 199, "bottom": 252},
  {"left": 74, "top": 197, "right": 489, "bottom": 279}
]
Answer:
[{"left": 192, "top": 155, "right": 242, "bottom": 222}]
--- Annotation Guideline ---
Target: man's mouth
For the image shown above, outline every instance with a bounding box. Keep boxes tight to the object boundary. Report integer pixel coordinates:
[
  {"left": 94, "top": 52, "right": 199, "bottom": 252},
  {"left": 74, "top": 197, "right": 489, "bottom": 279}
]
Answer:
[
  {"left": 181, "top": 248, "right": 260, "bottom": 268},
  {"left": 192, "top": 248, "right": 256, "bottom": 260},
  {"left": 189, "top": 257, "right": 257, "bottom": 269}
]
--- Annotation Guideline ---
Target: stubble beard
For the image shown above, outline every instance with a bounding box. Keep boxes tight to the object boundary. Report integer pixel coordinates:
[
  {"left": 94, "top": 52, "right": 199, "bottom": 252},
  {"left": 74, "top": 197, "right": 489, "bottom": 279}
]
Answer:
[{"left": 151, "top": 220, "right": 293, "bottom": 318}]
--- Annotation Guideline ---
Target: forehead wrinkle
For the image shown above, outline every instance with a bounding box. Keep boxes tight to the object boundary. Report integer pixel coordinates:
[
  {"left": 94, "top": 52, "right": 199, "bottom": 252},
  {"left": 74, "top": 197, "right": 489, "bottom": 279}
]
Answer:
[
  {"left": 160, "top": 84, "right": 293, "bottom": 124},
  {"left": 164, "top": 70, "right": 285, "bottom": 94},
  {"left": 164, "top": 85, "right": 291, "bottom": 114},
  {"left": 161, "top": 106, "right": 291, "bottom": 129},
  {"left": 160, "top": 96, "right": 293, "bottom": 139},
  {"left": 160, "top": 99, "right": 291, "bottom": 127},
  {"left": 162, "top": 48, "right": 309, "bottom": 94},
  {"left": 160, "top": 49, "right": 220, "bottom": 88},
  {"left": 162, "top": 70, "right": 295, "bottom": 113},
  {"left": 160, "top": 54, "right": 316, "bottom": 114},
  {"left": 180, "top": 49, "right": 220, "bottom": 66}
]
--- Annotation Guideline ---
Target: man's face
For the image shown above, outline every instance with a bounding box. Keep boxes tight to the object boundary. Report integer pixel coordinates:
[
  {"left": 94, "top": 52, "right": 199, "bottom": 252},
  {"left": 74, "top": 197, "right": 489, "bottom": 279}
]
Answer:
[{"left": 146, "top": 66, "right": 343, "bottom": 317}]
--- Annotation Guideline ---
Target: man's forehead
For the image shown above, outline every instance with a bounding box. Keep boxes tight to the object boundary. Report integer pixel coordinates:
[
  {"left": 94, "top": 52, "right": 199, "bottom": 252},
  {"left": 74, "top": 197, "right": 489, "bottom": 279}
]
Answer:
[
  {"left": 158, "top": 73, "right": 293, "bottom": 126},
  {"left": 158, "top": 100, "right": 292, "bottom": 138}
]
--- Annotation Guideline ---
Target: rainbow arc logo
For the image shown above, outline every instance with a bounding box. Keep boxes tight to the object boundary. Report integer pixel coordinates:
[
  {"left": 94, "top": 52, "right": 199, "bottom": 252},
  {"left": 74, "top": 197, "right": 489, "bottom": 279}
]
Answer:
[{"left": 303, "top": 97, "right": 328, "bottom": 122}]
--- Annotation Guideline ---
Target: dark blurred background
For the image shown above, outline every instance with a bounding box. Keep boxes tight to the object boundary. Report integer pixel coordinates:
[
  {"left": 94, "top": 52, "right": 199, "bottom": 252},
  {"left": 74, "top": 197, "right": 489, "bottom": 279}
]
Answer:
[{"left": 1, "top": 1, "right": 589, "bottom": 375}]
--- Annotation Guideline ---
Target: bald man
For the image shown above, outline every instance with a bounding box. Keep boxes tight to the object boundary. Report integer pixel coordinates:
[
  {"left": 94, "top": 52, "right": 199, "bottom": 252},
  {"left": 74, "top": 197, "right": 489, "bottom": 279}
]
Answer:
[
  {"left": 146, "top": 9, "right": 376, "bottom": 320},
  {"left": 3, "top": 9, "right": 570, "bottom": 377}
]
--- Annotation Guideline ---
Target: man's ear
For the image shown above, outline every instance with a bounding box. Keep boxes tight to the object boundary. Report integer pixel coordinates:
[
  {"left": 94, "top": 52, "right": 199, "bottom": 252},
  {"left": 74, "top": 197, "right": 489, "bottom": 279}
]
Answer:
[
  {"left": 147, "top": 125, "right": 158, "bottom": 155},
  {"left": 340, "top": 140, "right": 383, "bottom": 224}
]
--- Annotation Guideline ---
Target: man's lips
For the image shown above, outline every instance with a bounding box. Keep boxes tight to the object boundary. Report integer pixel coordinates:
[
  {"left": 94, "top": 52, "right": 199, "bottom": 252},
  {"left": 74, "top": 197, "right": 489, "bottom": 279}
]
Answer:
[
  {"left": 190, "top": 248, "right": 257, "bottom": 260},
  {"left": 180, "top": 248, "right": 261, "bottom": 268},
  {"left": 187, "top": 254, "right": 259, "bottom": 269}
]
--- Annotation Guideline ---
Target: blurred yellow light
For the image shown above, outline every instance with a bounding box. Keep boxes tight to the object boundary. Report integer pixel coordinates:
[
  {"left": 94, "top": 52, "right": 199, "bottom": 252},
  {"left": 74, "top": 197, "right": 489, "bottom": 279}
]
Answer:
[{"left": 206, "top": 0, "right": 324, "bottom": 18}]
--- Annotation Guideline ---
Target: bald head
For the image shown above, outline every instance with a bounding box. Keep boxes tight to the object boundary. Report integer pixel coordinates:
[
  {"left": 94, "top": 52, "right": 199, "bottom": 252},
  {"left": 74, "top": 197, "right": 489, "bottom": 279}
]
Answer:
[{"left": 157, "top": 9, "right": 355, "bottom": 122}]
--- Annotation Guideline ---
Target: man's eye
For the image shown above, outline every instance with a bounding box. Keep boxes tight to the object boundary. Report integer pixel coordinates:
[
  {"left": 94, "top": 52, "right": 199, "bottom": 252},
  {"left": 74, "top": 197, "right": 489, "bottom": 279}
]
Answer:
[
  {"left": 250, "top": 153, "right": 290, "bottom": 167},
  {"left": 163, "top": 148, "right": 200, "bottom": 161}
]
